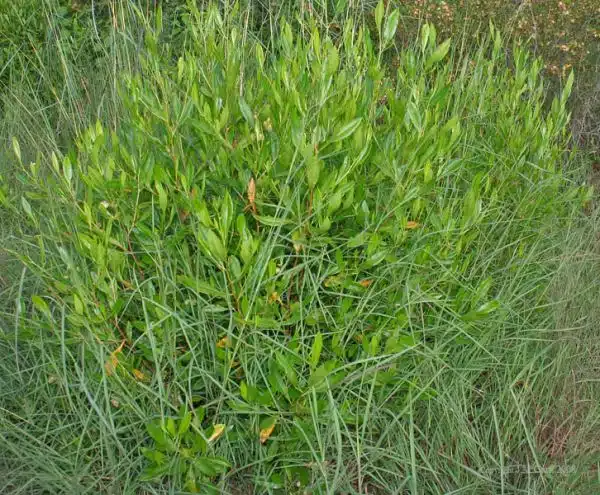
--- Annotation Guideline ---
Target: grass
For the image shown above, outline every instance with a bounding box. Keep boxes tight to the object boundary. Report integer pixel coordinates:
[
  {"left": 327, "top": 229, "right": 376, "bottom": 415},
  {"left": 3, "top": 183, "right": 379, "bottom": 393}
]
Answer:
[{"left": 1, "top": 1, "right": 600, "bottom": 493}]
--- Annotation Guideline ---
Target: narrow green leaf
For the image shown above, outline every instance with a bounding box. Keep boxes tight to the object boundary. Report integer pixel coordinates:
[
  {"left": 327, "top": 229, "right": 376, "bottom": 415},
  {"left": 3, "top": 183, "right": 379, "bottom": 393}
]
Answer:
[
  {"left": 166, "top": 418, "right": 176, "bottom": 437},
  {"left": 12, "top": 137, "right": 21, "bottom": 163},
  {"left": 194, "top": 457, "right": 230, "bottom": 476},
  {"left": 255, "top": 44, "right": 265, "bottom": 67},
  {"left": 310, "top": 332, "right": 323, "bottom": 369},
  {"left": 146, "top": 422, "right": 171, "bottom": 449},
  {"left": 239, "top": 97, "right": 254, "bottom": 126},
  {"left": 73, "top": 293, "right": 84, "bottom": 315},
  {"left": 420, "top": 24, "right": 430, "bottom": 54},
  {"left": 63, "top": 157, "right": 73, "bottom": 183},
  {"left": 348, "top": 231, "right": 368, "bottom": 248},
  {"left": 561, "top": 70, "right": 574, "bottom": 103},
  {"left": 220, "top": 191, "right": 234, "bottom": 240},
  {"left": 140, "top": 463, "right": 171, "bottom": 481},
  {"left": 156, "top": 183, "right": 167, "bottom": 213},
  {"left": 462, "top": 300, "right": 500, "bottom": 322},
  {"left": 332, "top": 118, "right": 362, "bottom": 142},
  {"left": 178, "top": 411, "right": 192, "bottom": 435},
  {"left": 383, "top": 10, "right": 400, "bottom": 43},
  {"left": 21, "top": 197, "right": 32, "bottom": 218},
  {"left": 426, "top": 39, "right": 452, "bottom": 68},
  {"left": 374, "top": 0, "right": 384, "bottom": 35},
  {"left": 276, "top": 352, "right": 298, "bottom": 387},
  {"left": 199, "top": 228, "right": 227, "bottom": 263},
  {"left": 306, "top": 155, "right": 321, "bottom": 189},
  {"left": 254, "top": 215, "right": 291, "bottom": 227},
  {"left": 177, "top": 275, "right": 225, "bottom": 298},
  {"left": 326, "top": 44, "right": 339, "bottom": 76},
  {"left": 31, "top": 295, "right": 49, "bottom": 313}
]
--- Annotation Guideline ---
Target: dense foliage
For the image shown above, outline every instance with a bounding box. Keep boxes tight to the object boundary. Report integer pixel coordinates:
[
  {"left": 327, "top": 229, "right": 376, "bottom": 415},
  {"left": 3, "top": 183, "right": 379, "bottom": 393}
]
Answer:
[{"left": 1, "top": 2, "right": 596, "bottom": 493}]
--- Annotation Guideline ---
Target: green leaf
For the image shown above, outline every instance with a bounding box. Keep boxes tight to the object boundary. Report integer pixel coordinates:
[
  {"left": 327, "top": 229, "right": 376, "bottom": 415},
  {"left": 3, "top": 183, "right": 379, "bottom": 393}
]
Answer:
[
  {"left": 385, "top": 334, "right": 417, "bottom": 354},
  {"left": 12, "top": 137, "right": 21, "bottom": 163},
  {"left": 194, "top": 456, "right": 230, "bottom": 476},
  {"left": 255, "top": 43, "right": 265, "bottom": 67},
  {"left": 306, "top": 155, "right": 321, "bottom": 189},
  {"left": 335, "top": 0, "right": 348, "bottom": 14},
  {"left": 166, "top": 418, "right": 176, "bottom": 437},
  {"left": 561, "top": 70, "right": 574, "bottom": 103},
  {"left": 326, "top": 44, "right": 339, "bottom": 76},
  {"left": 327, "top": 189, "right": 343, "bottom": 215},
  {"left": 423, "top": 162, "right": 433, "bottom": 184},
  {"left": 156, "top": 183, "right": 167, "bottom": 213},
  {"left": 276, "top": 352, "right": 298, "bottom": 387},
  {"left": 155, "top": 5, "right": 163, "bottom": 33},
  {"left": 420, "top": 24, "right": 430, "bottom": 54},
  {"left": 220, "top": 191, "right": 234, "bottom": 240},
  {"left": 73, "top": 293, "right": 84, "bottom": 315},
  {"left": 254, "top": 215, "right": 291, "bottom": 227},
  {"left": 310, "top": 332, "right": 323, "bottom": 369},
  {"left": 199, "top": 228, "right": 227, "bottom": 263},
  {"left": 462, "top": 300, "right": 500, "bottom": 322},
  {"left": 228, "top": 255, "right": 242, "bottom": 280},
  {"left": 31, "top": 295, "right": 49, "bottom": 313},
  {"left": 146, "top": 422, "right": 173, "bottom": 450},
  {"left": 383, "top": 10, "right": 399, "bottom": 43},
  {"left": 178, "top": 411, "right": 192, "bottom": 435},
  {"left": 426, "top": 39, "right": 452, "bottom": 68},
  {"left": 240, "top": 381, "right": 251, "bottom": 401},
  {"left": 193, "top": 200, "right": 212, "bottom": 226},
  {"left": 239, "top": 97, "right": 254, "bottom": 126},
  {"left": 177, "top": 275, "right": 225, "bottom": 298},
  {"left": 240, "top": 233, "right": 257, "bottom": 264},
  {"left": 21, "top": 197, "right": 32, "bottom": 218},
  {"left": 348, "top": 231, "right": 368, "bottom": 248},
  {"left": 140, "top": 463, "right": 171, "bottom": 481},
  {"left": 63, "top": 157, "right": 73, "bottom": 183},
  {"left": 374, "top": 0, "right": 384, "bottom": 35},
  {"left": 268, "top": 365, "right": 287, "bottom": 395},
  {"left": 141, "top": 447, "right": 167, "bottom": 464},
  {"left": 308, "top": 360, "right": 339, "bottom": 390},
  {"left": 332, "top": 118, "right": 362, "bottom": 142}
]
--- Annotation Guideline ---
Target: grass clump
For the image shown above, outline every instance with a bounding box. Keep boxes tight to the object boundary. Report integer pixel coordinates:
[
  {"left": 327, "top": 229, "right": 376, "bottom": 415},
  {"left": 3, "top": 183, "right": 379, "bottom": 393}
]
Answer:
[{"left": 0, "top": 2, "right": 596, "bottom": 493}]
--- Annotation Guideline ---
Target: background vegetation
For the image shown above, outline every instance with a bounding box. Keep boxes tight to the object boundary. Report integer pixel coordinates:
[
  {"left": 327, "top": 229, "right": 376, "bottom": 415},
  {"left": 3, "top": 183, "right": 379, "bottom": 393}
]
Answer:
[{"left": 1, "top": 1, "right": 599, "bottom": 494}]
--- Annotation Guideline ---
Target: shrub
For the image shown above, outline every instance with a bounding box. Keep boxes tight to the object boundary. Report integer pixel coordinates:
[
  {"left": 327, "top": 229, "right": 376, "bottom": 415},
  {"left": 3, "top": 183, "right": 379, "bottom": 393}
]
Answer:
[{"left": 1, "top": 3, "right": 590, "bottom": 493}]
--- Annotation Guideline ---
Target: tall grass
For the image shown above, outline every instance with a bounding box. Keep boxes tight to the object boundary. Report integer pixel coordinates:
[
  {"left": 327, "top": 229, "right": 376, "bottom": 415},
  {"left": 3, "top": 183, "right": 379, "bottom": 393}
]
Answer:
[{"left": 1, "top": 2, "right": 599, "bottom": 494}]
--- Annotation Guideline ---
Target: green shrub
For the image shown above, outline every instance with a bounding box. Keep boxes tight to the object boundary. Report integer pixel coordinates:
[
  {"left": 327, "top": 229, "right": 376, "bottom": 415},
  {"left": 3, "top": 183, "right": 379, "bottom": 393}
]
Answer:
[{"left": 1, "top": 3, "right": 590, "bottom": 492}]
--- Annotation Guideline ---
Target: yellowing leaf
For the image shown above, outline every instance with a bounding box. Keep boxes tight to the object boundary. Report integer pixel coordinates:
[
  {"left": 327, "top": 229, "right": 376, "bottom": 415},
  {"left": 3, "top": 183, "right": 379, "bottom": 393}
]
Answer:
[
  {"left": 260, "top": 421, "right": 276, "bottom": 444},
  {"left": 268, "top": 292, "right": 282, "bottom": 304},
  {"left": 208, "top": 424, "right": 226, "bottom": 443},
  {"left": 247, "top": 177, "right": 256, "bottom": 206},
  {"left": 406, "top": 221, "right": 420, "bottom": 229},
  {"left": 358, "top": 279, "right": 373, "bottom": 288},
  {"left": 216, "top": 336, "right": 231, "bottom": 348},
  {"left": 133, "top": 369, "right": 147, "bottom": 381},
  {"left": 104, "top": 354, "right": 118, "bottom": 376},
  {"left": 104, "top": 340, "right": 125, "bottom": 376}
]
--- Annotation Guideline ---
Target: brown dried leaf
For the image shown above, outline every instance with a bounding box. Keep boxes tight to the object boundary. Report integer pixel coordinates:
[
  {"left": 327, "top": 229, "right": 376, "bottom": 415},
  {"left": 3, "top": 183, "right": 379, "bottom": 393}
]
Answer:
[
  {"left": 104, "top": 340, "right": 125, "bottom": 376},
  {"left": 208, "top": 424, "right": 226, "bottom": 443},
  {"left": 260, "top": 421, "right": 276, "bottom": 444},
  {"left": 247, "top": 177, "right": 256, "bottom": 205},
  {"left": 133, "top": 369, "right": 147, "bottom": 381}
]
